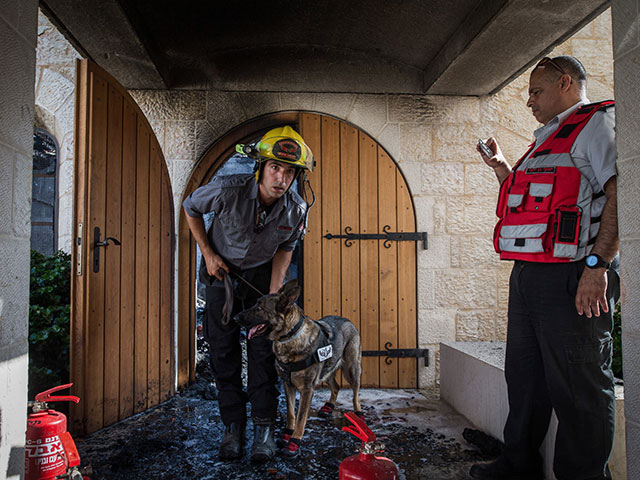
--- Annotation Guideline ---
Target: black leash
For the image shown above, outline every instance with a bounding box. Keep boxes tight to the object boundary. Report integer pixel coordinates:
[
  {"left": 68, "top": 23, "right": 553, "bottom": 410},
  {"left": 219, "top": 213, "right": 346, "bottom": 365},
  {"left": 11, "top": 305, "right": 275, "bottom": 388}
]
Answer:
[
  {"left": 225, "top": 269, "right": 266, "bottom": 297},
  {"left": 218, "top": 268, "right": 265, "bottom": 325},
  {"left": 217, "top": 267, "right": 268, "bottom": 325}
]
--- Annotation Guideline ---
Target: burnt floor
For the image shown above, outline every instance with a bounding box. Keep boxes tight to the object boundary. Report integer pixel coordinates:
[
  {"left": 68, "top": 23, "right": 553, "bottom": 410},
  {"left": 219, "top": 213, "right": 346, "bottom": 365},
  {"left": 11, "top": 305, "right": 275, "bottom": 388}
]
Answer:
[{"left": 75, "top": 377, "right": 500, "bottom": 480}]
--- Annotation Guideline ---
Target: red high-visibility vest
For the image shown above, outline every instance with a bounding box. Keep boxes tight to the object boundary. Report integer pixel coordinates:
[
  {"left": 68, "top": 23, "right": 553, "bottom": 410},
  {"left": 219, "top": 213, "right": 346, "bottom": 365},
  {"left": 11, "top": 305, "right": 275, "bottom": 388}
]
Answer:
[{"left": 494, "top": 100, "right": 614, "bottom": 262}]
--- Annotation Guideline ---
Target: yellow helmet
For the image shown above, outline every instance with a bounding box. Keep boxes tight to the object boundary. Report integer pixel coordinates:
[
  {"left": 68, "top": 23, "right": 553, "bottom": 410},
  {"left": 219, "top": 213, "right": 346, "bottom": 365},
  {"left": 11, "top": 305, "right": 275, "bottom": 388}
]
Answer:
[{"left": 236, "top": 126, "right": 314, "bottom": 174}]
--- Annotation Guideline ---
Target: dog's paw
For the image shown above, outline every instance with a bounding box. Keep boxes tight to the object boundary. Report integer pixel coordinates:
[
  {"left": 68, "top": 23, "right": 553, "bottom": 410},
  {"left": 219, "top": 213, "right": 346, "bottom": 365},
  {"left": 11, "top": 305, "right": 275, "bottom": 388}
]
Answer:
[
  {"left": 318, "top": 401, "right": 335, "bottom": 418},
  {"left": 280, "top": 438, "right": 301, "bottom": 458}
]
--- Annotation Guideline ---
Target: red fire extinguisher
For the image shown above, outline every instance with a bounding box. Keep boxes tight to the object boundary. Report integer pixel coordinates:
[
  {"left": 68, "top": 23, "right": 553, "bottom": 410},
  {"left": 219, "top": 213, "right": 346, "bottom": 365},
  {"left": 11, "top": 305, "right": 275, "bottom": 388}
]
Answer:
[
  {"left": 25, "top": 383, "right": 88, "bottom": 480},
  {"left": 339, "top": 411, "right": 399, "bottom": 480}
]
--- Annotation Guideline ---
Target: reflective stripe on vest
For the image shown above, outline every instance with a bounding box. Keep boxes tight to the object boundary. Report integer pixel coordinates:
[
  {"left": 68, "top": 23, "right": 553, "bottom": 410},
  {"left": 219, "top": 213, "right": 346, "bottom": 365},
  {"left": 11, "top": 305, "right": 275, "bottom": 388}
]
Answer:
[{"left": 494, "top": 100, "right": 614, "bottom": 263}]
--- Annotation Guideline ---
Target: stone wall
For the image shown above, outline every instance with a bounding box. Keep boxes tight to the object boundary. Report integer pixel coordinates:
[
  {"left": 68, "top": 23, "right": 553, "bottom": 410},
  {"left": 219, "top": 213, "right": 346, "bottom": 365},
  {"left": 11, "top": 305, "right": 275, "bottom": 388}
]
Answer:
[
  {"left": 0, "top": 1, "right": 38, "bottom": 478},
  {"left": 611, "top": 0, "right": 640, "bottom": 476},
  {"left": 39, "top": 8, "right": 615, "bottom": 389},
  {"left": 34, "top": 12, "right": 81, "bottom": 253}
]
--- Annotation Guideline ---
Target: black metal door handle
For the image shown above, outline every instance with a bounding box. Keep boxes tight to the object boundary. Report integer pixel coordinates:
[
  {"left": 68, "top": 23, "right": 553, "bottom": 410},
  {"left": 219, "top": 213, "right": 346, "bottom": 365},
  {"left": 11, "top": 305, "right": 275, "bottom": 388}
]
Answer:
[
  {"left": 93, "top": 227, "right": 120, "bottom": 273},
  {"left": 96, "top": 237, "right": 121, "bottom": 247}
]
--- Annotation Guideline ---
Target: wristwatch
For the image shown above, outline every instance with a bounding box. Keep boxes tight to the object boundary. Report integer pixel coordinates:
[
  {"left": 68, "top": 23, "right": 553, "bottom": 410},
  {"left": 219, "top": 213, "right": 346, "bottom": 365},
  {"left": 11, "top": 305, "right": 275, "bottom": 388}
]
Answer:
[{"left": 585, "top": 253, "right": 611, "bottom": 270}]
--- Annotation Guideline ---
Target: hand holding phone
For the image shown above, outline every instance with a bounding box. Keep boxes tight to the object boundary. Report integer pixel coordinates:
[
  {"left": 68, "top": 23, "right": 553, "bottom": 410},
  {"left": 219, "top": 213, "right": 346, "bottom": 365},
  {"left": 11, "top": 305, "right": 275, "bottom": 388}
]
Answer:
[{"left": 477, "top": 138, "right": 494, "bottom": 158}]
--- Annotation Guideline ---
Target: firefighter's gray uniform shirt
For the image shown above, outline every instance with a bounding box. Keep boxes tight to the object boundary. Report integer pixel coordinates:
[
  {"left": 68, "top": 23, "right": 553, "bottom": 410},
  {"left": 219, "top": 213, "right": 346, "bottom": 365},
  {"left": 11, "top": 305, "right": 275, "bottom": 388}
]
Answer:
[{"left": 182, "top": 173, "right": 307, "bottom": 271}]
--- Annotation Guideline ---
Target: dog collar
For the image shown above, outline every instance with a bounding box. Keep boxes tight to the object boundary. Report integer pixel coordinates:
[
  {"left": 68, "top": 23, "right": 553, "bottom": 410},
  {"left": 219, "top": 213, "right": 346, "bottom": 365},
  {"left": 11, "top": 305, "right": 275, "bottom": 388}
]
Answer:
[{"left": 276, "top": 316, "right": 306, "bottom": 344}]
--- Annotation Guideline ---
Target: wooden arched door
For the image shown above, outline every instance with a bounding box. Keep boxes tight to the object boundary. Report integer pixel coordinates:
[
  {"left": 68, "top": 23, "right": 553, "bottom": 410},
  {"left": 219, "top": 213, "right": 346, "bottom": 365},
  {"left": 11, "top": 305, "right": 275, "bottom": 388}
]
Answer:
[
  {"left": 178, "top": 112, "right": 418, "bottom": 389},
  {"left": 299, "top": 113, "right": 418, "bottom": 388},
  {"left": 71, "top": 60, "right": 174, "bottom": 434}
]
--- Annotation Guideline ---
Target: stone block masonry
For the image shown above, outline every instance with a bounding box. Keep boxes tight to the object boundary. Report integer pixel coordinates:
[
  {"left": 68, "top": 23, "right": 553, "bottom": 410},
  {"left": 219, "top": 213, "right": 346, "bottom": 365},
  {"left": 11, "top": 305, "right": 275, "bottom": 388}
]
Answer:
[{"left": 0, "top": 2, "right": 39, "bottom": 479}]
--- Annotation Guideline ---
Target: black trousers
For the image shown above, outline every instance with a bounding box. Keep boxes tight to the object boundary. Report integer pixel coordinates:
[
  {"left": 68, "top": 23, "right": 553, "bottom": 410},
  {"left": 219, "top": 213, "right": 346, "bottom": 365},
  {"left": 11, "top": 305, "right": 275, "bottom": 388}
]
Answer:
[
  {"left": 502, "top": 260, "right": 620, "bottom": 480},
  {"left": 204, "top": 262, "right": 279, "bottom": 426}
]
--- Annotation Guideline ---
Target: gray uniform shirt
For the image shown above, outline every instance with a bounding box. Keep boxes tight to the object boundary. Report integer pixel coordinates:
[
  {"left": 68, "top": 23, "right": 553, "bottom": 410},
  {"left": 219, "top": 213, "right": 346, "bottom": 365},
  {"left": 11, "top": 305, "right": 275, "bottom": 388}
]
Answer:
[
  {"left": 182, "top": 174, "right": 307, "bottom": 270},
  {"left": 524, "top": 100, "right": 617, "bottom": 263},
  {"left": 527, "top": 100, "right": 617, "bottom": 191}
]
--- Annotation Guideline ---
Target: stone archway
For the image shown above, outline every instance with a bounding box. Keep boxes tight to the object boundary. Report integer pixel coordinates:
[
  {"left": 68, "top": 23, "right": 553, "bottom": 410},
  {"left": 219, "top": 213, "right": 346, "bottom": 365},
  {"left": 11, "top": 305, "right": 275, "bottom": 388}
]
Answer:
[{"left": 177, "top": 111, "right": 419, "bottom": 389}]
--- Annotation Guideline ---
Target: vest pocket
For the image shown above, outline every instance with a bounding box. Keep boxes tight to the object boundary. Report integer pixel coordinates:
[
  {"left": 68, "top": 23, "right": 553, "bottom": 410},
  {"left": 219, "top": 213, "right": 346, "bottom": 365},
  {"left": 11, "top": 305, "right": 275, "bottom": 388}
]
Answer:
[
  {"left": 498, "top": 214, "right": 551, "bottom": 253},
  {"left": 553, "top": 207, "right": 581, "bottom": 258},
  {"left": 506, "top": 184, "right": 526, "bottom": 212},
  {"left": 524, "top": 181, "right": 554, "bottom": 212}
]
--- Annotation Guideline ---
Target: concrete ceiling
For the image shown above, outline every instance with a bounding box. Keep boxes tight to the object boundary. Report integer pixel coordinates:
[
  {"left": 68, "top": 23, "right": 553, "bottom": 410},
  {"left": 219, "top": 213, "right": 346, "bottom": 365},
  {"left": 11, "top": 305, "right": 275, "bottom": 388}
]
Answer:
[{"left": 40, "top": 0, "right": 610, "bottom": 95}]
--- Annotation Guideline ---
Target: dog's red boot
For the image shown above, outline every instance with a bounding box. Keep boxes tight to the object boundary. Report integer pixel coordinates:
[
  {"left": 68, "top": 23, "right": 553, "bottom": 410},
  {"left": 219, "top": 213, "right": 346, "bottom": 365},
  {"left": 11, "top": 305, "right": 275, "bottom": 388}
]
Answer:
[
  {"left": 318, "top": 402, "right": 335, "bottom": 418},
  {"left": 276, "top": 428, "right": 294, "bottom": 449},
  {"left": 280, "top": 438, "right": 301, "bottom": 458}
]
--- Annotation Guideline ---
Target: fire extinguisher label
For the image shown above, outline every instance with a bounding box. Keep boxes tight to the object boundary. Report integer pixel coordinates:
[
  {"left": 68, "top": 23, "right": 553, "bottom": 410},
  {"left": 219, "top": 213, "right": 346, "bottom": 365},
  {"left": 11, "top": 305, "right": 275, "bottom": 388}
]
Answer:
[
  {"left": 317, "top": 345, "right": 333, "bottom": 362},
  {"left": 25, "top": 435, "right": 65, "bottom": 473}
]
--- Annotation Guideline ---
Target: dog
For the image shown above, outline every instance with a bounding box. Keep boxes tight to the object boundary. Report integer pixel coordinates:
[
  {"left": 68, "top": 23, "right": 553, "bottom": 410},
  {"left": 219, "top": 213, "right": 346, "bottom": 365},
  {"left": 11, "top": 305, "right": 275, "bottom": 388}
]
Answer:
[{"left": 234, "top": 279, "right": 362, "bottom": 457}]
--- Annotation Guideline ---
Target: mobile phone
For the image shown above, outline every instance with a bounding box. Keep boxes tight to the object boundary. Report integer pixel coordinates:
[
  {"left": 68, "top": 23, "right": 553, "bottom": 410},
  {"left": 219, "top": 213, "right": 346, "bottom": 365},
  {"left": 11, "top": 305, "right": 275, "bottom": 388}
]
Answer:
[{"left": 477, "top": 138, "right": 493, "bottom": 158}]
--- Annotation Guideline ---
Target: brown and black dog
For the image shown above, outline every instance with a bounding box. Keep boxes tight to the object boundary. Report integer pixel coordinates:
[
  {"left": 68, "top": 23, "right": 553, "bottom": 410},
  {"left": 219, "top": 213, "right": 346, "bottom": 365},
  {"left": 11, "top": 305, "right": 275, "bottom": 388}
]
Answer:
[{"left": 234, "top": 279, "right": 362, "bottom": 457}]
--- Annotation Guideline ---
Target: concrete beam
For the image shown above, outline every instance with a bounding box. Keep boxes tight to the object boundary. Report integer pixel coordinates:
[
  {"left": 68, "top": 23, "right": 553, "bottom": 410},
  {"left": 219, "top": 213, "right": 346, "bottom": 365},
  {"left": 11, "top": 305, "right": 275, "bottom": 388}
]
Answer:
[
  {"left": 425, "top": 0, "right": 611, "bottom": 95},
  {"left": 39, "top": 0, "right": 169, "bottom": 89}
]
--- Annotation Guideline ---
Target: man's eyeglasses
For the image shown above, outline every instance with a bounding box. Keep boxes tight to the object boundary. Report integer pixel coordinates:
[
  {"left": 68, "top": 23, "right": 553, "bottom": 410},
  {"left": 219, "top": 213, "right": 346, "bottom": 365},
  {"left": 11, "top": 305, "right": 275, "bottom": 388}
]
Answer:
[
  {"left": 255, "top": 206, "right": 267, "bottom": 233},
  {"left": 535, "top": 57, "right": 566, "bottom": 76}
]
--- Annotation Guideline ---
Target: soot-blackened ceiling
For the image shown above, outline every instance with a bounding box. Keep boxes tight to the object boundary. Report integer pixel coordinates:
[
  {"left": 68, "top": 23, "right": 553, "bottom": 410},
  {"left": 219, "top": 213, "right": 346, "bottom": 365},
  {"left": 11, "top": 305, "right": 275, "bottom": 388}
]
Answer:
[{"left": 40, "top": 0, "right": 610, "bottom": 95}]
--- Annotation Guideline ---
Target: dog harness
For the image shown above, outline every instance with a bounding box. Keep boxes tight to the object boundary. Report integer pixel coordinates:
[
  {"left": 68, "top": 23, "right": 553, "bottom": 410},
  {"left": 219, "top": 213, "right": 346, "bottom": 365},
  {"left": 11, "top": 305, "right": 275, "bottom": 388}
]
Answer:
[
  {"left": 493, "top": 100, "right": 614, "bottom": 262},
  {"left": 276, "top": 320, "right": 333, "bottom": 385}
]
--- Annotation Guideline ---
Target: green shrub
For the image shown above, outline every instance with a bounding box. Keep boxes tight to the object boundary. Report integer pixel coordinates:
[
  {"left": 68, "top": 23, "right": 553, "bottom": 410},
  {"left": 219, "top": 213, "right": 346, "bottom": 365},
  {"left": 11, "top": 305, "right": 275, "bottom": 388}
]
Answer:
[
  {"left": 612, "top": 302, "right": 622, "bottom": 379},
  {"left": 28, "top": 249, "right": 71, "bottom": 400}
]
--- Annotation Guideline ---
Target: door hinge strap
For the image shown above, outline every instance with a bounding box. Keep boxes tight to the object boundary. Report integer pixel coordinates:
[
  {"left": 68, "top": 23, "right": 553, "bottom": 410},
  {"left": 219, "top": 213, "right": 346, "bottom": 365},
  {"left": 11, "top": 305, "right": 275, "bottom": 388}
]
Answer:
[
  {"left": 323, "top": 225, "right": 428, "bottom": 249},
  {"left": 362, "top": 342, "right": 429, "bottom": 366}
]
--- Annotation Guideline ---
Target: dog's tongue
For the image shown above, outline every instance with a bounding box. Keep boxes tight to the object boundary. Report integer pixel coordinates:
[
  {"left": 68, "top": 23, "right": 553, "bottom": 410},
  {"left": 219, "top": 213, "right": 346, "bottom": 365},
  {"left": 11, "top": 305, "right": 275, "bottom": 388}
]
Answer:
[{"left": 248, "top": 324, "right": 266, "bottom": 340}]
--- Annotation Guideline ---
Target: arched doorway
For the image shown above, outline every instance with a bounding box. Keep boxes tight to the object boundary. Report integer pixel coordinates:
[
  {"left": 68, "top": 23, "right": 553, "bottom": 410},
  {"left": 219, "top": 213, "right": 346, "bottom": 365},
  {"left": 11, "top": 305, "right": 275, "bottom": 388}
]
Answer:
[{"left": 177, "top": 112, "right": 418, "bottom": 389}]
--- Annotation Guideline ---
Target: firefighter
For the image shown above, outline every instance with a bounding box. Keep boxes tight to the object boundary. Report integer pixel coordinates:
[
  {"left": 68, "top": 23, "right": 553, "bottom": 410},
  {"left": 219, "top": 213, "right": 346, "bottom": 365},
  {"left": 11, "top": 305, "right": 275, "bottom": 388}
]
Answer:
[
  {"left": 182, "top": 126, "right": 314, "bottom": 462},
  {"left": 470, "top": 56, "right": 619, "bottom": 480}
]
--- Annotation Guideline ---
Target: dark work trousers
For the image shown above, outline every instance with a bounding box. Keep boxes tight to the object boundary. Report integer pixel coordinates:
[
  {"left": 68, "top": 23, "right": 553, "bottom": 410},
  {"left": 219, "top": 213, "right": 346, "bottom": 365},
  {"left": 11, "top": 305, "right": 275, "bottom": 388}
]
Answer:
[
  {"left": 502, "top": 260, "right": 620, "bottom": 480},
  {"left": 204, "top": 262, "right": 279, "bottom": 426}
]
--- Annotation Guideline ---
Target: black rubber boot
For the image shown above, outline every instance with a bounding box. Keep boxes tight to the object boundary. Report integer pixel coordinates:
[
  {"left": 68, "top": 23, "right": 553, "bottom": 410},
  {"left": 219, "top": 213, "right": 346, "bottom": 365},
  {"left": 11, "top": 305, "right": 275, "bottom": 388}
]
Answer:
[
  {"left": 469, "top": 458, "right": 543, "bottom": 480},
  {"left": 219, "top": 422, "right": 245, "bottom": 460},
  {"left": 250, "top": 423, "right": 276, "bottom": 462}
]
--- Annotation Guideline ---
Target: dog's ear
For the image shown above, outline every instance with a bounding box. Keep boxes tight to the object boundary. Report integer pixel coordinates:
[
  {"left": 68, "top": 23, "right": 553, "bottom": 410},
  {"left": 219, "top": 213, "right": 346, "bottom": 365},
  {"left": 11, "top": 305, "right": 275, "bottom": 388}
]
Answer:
[
  {"left": 277, "top": 279, "right": 300, "bottom": 312},
  {"left": 278, "top": 279, "right": 298, "bottom": 295}
]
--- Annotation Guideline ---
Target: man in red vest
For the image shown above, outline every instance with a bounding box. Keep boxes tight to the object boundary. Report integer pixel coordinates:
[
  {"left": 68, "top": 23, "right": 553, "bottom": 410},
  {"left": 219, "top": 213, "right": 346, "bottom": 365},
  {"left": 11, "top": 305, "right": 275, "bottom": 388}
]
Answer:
[{"left": 470, "top": 56, "right": 619, "bottom": 480}]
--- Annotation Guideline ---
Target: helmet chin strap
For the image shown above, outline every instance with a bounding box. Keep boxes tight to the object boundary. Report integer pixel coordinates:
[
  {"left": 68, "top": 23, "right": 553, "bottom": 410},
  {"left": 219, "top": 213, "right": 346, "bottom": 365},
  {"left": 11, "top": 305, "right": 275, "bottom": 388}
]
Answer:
[{"left": 299, "top": 172, "right": 316, "bottom": 240}]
